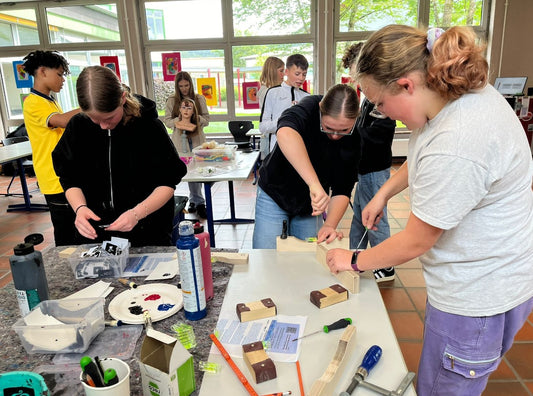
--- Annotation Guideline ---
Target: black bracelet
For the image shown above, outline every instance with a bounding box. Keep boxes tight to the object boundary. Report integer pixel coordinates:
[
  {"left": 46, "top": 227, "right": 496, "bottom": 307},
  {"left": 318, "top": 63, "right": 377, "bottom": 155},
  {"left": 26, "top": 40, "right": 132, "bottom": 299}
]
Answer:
[
  {"left": 75, "top": 204, "right": 87, "bottom": 215},
  {"left": 351, "top": 251, "right": 361, "bottom": 272}
]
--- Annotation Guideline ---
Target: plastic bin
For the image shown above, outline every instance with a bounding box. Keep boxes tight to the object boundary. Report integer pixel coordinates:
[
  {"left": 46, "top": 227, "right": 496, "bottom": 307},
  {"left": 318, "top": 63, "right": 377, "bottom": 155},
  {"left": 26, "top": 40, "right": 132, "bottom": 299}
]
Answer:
[
  {"left": 68, "top": 243, "right": 130, "bottom": 279},
  {"left": 12, "top": 298, "right": 104, "bottom": 354},
  {"left": 0, "top": 371, "right": 50, "bottom": 395},
  {"left": 193, "top": 144, "right": 236, "bottom": 162}
]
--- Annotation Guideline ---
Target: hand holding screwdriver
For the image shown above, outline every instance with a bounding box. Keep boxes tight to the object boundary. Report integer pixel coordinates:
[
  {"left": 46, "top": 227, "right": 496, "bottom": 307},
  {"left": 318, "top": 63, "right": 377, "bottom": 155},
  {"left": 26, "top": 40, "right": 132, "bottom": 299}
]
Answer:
[{"left": 292, "top": 318, "right": 352, "bottom": 341}]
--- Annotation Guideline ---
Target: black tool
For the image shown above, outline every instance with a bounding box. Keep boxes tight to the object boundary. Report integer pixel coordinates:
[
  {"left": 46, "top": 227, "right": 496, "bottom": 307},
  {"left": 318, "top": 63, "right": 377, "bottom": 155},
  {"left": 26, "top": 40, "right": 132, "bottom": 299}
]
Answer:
[
  {"left": 80, "top": 356, "right": 105, "bottom": 387},
  {"left": 103, "top": 368, "right": 119, "bottom": 386},
  {"left": 339, "top": 345, "right": 382, "bottom": 395},
  {"left": 281, "top": 220, "right": 288, "bottom": 239},
  {"left": 292, "top": 318, "right": 352, "bottom": 341}
]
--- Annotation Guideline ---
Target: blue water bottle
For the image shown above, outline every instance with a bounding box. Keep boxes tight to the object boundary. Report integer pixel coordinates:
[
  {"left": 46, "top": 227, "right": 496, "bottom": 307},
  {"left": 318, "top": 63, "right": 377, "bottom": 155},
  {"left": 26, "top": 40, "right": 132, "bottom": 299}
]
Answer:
[{"left": 176, "top": 221, "right": 207, "bottom": 320}]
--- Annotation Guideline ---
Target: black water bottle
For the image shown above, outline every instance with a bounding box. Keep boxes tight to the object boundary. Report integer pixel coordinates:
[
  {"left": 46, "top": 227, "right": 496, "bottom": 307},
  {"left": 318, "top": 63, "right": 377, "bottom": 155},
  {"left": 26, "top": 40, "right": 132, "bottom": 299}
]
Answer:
[{"left": 9, "top": 234, "right": 49, "bottom": 316}]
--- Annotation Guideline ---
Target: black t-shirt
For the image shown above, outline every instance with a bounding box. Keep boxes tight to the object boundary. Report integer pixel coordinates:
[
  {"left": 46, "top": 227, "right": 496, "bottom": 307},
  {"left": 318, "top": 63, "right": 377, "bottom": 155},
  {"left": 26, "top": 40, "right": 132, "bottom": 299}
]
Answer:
[{"left": 258, "top": 95, "right": 360, "bottom": 216}]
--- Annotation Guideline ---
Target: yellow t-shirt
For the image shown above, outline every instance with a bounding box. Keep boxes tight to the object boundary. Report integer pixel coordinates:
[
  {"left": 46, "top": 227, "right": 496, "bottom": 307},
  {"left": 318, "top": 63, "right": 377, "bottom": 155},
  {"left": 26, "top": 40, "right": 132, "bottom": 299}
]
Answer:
[{"left": 23, "top": 91, "right": 65, "bottom": 195}]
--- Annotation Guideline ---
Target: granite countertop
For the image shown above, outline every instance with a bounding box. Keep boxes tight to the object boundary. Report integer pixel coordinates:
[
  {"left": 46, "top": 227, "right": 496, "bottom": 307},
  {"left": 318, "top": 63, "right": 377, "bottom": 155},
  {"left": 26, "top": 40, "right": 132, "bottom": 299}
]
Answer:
[{"left": 0, "top": 245, "right": 233, "bottom": 395}]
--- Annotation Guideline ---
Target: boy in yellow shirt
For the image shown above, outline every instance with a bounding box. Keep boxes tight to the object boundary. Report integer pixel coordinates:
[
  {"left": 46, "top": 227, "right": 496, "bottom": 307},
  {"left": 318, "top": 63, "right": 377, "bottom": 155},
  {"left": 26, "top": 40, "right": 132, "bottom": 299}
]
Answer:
[{"left": 22, "top": 50, "right": 80, "bottom": 245}]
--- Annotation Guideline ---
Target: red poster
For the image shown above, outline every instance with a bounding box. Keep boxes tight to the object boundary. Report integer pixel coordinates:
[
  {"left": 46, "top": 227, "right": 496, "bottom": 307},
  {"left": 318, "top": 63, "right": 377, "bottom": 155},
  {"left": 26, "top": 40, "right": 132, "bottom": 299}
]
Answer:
[
  {"left": 99, "top": 56, "right": 121, "bottom": 80},
  {"left": 162, "top": 52, "right": 182, "bottom": 82},
  {"left": 242, "top": 81, "right": 260, "bottom": 109}
]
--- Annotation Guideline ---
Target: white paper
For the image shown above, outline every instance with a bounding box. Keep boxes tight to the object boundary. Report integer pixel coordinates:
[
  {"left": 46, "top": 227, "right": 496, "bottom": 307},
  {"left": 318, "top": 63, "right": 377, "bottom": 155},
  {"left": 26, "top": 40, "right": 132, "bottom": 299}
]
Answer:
[
  {"left": 213, "top": 315, "right": 307, "bottom": 362},
  {"left": 122, "top": 253, "right": 178, "bottom": 278},
  {"left": 62, "top": 280, "right": 113, "bottom": 300}
]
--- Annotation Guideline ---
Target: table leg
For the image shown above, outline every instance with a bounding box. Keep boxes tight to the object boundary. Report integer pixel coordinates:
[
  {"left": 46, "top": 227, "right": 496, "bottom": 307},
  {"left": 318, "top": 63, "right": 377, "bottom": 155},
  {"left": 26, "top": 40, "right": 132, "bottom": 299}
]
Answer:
[
  {"left": 6, "top": 158, "right": 49, "bottom": 212},
  {"left": 213, "top": 181, "right": 254, "bottom": 225},
  {"left": 203, "top": 182, "right": 216, "bottom": 247}
]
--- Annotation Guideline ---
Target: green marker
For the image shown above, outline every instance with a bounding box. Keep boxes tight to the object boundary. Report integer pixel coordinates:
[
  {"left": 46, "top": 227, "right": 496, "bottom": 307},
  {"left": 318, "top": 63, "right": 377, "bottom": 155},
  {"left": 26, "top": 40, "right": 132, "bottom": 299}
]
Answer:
[{"left": 104, "top": 368, "right": 119, "bottom": 386}]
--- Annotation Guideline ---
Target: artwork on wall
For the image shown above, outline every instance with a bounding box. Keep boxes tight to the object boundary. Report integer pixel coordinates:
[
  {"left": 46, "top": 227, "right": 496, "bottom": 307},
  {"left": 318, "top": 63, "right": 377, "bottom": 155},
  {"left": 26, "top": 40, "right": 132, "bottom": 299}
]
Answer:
[
  {"left": 12, "top": 61, "right": 33, "bottom": 89},
  {"left": 197, "top": 77, "right": 217, "bottom": 106},
  {"left": 242, "top": 81, "right": 260, "bottom": 109},
  {"left": 99, "top": 56, "right": 121, "bottom": 80},
  {"left": 20, "top": 93, "right": 30, "bottom": 108},
  {"left": 162, "top": 52, "right": 182, "bottom": 82}
]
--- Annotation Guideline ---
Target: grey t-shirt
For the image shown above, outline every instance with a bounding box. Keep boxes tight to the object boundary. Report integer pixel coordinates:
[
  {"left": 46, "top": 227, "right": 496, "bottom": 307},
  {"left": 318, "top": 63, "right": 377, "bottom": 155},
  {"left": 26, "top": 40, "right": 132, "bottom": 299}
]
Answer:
[{"left": 408, "top": 84, "right": 533, "bottom": 316}]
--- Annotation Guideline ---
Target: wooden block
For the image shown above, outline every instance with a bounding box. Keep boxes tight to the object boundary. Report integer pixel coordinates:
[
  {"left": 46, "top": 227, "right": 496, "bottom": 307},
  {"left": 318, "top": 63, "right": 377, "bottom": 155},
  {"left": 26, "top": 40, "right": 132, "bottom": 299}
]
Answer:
[
  {"left": 59, "top": 247, "right": 76, "bottom": 259},
  {"left": 309, "top": 324, "right": 357, "bottom": 396},
  {"left": 310, "top": 284, "right": 348, "bottom": 309},
  {"left": 316, "top": 242, "right": 360, "bottom": 294},
  {"left": 276, "top": 236, "right": 316, "bottom": 252},
  {"left": 236, "top": 298, "right": 277, "bottom": 322},
  {"left": 242, "top": 341, "right": 277, "bottom": 384},
  {"left": 211, "top": 252, "right": 249, "bottom": 265}
]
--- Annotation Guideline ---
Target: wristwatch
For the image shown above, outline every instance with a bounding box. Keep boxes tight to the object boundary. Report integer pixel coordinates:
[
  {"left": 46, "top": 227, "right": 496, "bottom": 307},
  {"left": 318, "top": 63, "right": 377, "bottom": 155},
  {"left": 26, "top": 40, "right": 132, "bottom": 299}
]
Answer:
[{"left": 351, "top": 251, "right": 361, "bottom": 272}]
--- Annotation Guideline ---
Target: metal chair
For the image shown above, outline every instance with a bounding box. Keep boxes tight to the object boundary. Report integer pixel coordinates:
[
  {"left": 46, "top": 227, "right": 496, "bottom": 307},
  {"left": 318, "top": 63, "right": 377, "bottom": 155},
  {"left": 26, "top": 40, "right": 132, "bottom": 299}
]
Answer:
[{"left": 1, "top": 136, "right": 34, "bottom": 197}]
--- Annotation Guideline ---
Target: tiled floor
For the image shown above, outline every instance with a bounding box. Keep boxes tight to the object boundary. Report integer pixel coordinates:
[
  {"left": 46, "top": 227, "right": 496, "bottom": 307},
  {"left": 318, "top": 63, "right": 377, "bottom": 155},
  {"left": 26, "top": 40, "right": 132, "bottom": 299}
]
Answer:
[{"left": 0, "top": 161, "right": 532, "bottom": 395}]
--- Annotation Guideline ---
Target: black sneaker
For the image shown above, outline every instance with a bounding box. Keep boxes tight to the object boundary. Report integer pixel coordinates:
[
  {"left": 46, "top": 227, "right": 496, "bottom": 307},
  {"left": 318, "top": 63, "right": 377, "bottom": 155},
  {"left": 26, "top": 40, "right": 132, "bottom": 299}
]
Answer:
[
  {"left": 196, "top": 204, "right": 207, "bottom": 219},
  {"left": 374, "top": 267, "right": 395, "bottom": 283},
  {"left": 188, "top": 202, "right": 197, "bottom": 213}
]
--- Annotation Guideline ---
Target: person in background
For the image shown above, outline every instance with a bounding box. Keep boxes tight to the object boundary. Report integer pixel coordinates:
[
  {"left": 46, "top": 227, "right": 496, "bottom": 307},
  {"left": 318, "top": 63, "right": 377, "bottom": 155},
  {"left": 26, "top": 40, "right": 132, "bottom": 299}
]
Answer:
[
  {"left": 342, "top": 43, "right": 397, "bottom": 283},
  {"left": 326, "top": 25, "right": 533, "bottom": 396},
  {"left": 259, "top": 54, "right": 309, "bottom": 153},
  {"left": 253, "top": 84, "right": 360, "bottom": 249},
  {"left": 257, "top": 56, "right": 285, "bottom": 159},
  {"left": 22, "top": 50, "right": 81, "bottom": 246},
  {"left": 53, "top": 65, "right": 186, "bottom": 247},
  {"left": 164, "top": 71, "right": 209, "bottom": 219}
]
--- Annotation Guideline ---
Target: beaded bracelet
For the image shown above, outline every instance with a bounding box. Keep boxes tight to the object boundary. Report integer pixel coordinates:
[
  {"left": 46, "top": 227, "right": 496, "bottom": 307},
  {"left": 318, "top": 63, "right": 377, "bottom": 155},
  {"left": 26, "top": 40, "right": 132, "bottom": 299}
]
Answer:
[
  {"left": 131, "top": 208, "right": 140, "bottom": 222},
  {"left": 140, "top": 202, "right": 149, "bottom": 218}
]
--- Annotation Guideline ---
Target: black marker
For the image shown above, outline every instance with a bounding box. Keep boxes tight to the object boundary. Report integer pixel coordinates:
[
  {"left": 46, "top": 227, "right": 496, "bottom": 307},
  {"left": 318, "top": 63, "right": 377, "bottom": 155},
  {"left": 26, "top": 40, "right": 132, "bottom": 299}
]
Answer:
[
  {"left": 80, "top": 356, "right": 105, "bottom": 387},
  {"left": 104, "top": 368, "right": 119, "bottom": 386}
]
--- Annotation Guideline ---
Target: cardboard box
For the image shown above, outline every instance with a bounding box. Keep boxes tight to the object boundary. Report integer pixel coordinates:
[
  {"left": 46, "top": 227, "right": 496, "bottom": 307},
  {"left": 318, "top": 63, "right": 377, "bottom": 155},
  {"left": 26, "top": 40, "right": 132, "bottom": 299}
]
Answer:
[{"left": 139, "top": 328, "right": 195, "bottom": 396}]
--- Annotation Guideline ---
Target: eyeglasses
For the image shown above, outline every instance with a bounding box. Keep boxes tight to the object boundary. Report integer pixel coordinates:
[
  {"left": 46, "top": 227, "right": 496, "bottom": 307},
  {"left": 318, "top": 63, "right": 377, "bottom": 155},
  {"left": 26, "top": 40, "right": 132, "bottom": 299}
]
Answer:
[
  {"left": 319, "top": 112, "right": 356, "bottom": 136},
  {"left": 365, "top": 78, "right": 399, "bottom": 120}
]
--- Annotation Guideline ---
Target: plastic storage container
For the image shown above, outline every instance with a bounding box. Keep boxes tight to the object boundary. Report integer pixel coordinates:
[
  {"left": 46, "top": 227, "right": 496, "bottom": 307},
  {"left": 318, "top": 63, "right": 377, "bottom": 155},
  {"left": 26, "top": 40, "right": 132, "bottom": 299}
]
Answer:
[
  {"left": 193, "top": 144, "right": 236, "bottom": 162},
  {"left": 12, "top": 298, "right": 104, "bottom": 354},
  {"left": 68, "top": 244, "right": 130, "bottom": 279}
]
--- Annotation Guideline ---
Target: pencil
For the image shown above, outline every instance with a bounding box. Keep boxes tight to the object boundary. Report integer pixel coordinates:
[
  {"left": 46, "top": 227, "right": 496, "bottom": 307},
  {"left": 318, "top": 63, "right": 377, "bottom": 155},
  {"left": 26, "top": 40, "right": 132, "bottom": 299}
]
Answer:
[
  {"left": 209, "top": 333, "right": 259, "bottom": 396},
  {"left": 296, "top": 360, "right": 305, "bottom": 396}
]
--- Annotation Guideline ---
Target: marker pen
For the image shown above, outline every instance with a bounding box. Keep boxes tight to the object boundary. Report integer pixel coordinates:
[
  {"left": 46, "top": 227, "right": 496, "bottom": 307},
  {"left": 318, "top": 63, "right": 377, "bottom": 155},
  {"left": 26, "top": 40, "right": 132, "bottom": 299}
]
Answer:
[
  {"left": 104, "top": 368, "right": 119, "bottom": 386},
  {"left": 80, "top": 356, "right": 105, "bottom": 387}
]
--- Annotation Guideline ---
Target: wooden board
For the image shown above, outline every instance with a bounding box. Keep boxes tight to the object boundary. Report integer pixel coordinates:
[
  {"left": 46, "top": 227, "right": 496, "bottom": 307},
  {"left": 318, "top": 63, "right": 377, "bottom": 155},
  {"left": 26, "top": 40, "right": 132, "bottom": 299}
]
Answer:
[
  {"left": 309, "top": 324, "right": 357, "bottom": 396},
  {"left": 211, "top": 252, "right": 249, "bottom": 265},
  {"left": 236, "top": 298, "right": 277, "bottom": 322},
  {"left": 242, "top": 341, "right": 277, "bottom": 384},
  {"left": 310, "top": 284, "right": 348, "bottom": 309},
  {"left": 316, "top": 242, "right": 360, "bottom": 294},
  {"left": 276, "top": 236, "right": 317, "bottom": 252}
]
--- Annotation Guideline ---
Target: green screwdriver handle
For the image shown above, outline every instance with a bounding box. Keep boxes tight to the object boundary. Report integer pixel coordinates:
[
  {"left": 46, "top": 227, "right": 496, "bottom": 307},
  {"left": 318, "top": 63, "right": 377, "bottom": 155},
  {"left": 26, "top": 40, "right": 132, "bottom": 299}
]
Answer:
[{"left": 323, "top": 318, "right": 352, "bottom": 333}]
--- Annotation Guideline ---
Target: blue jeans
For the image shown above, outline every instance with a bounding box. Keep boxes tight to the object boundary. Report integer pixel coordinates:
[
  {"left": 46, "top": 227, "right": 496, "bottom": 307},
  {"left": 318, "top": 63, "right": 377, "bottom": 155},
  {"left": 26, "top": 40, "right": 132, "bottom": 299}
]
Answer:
[
  {"left": 417, "top": 297, "right": 533, "bottom": 396},
  {"left": 253, "top": 186, "right": 322, "bottom": 249},
  {"left": 186, "top": 139, "right": 204, "bottom": 205},
  {"left": 349, "top": 168, "right": 391, "bottom": 249}
]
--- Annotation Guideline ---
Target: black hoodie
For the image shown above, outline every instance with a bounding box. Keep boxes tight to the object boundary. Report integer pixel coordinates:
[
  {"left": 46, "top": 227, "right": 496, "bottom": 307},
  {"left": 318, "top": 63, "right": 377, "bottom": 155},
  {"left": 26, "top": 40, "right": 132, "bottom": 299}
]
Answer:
[{"left": 53, "top": 95, "right": 186, "bottom": 246}]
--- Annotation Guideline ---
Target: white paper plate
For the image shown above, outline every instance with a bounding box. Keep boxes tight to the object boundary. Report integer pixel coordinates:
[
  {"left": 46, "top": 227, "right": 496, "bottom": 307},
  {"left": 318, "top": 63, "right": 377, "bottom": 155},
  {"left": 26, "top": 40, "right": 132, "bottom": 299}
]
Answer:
[{"left": 108, "top": 283, "right": 183, "bottom": 324}]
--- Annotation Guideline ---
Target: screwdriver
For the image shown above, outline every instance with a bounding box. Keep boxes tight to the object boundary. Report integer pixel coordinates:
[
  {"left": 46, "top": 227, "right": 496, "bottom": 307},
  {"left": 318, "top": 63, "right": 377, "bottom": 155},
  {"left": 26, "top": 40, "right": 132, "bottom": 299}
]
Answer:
[
  {"left": 292, "top": 318, "right": 352, "bottom": 341},
  {"left": 339, "top": 345, "right": 383, "bottom": 396}
]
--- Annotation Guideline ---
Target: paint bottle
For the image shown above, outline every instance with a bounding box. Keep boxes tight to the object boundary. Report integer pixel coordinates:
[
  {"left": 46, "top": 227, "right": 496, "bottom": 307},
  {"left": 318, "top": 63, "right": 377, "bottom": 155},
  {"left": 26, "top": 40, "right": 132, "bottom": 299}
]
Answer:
[
  {"left": 9, "top": 233, "right": 49, "bottom": 317},
  {"left": 193, "top": 222, "right": 213, "bottom": 301},
  {"left": 176, "top": 220, "right": 207, "bottom": 320}
]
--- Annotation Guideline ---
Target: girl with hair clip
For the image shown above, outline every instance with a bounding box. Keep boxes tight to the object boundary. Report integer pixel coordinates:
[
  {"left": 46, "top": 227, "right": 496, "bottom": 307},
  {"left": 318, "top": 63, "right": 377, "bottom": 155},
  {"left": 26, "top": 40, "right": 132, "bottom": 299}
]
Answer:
[
  {"left": 164, "top": 71, "right": 209, "bottom": 218},
  {"left": 52, "top": 65, "right": 186, "bottom": 247},
  {"left": 253, "top": 84, "right": 361, "bottom": 249},
  {"left": 326, "top": 25, "right": 533, "bottom": 396}
]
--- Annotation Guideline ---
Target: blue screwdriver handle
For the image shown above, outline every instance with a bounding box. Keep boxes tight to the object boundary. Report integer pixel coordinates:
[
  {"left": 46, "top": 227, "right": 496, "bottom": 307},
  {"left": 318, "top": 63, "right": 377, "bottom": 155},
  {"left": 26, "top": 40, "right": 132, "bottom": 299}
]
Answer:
[{"left": 361, "top": 345, "right": 382, "bottom": 375}]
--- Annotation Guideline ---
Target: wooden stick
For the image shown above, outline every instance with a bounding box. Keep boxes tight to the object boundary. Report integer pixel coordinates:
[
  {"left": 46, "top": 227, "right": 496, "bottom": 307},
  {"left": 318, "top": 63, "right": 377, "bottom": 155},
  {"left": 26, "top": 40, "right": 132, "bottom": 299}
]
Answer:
[{"left": 209, "top": 333, "right": 259, "bottom": 396}]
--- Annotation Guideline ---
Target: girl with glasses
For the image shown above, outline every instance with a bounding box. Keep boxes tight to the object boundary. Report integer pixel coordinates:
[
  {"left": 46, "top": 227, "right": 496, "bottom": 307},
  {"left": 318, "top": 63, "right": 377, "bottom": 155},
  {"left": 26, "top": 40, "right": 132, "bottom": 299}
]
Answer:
[
  {"left": 253, "top": 84, "right": 361, "bottom": 249},
  {"left": 164, "top": 71, "right": 210, "bottom": 219},
  {"left": 327, "top": 25, "right": 533, "bottom": 396}
]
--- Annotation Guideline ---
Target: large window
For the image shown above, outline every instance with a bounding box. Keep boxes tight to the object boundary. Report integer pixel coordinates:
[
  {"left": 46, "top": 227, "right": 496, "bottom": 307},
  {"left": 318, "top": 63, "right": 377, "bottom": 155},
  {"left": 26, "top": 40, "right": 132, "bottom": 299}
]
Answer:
[{"left": 0, "top": 0, "right": 492, "bottom": 135}]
